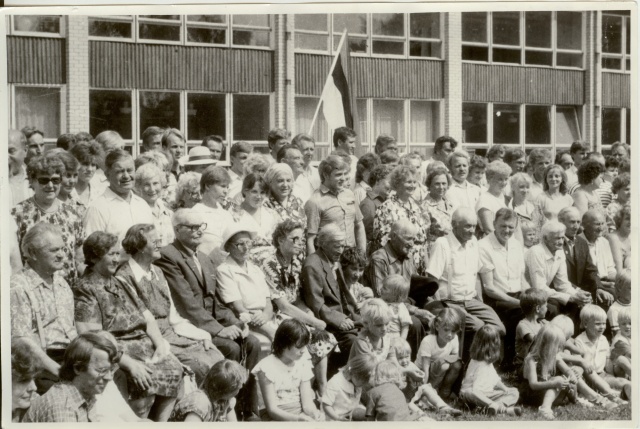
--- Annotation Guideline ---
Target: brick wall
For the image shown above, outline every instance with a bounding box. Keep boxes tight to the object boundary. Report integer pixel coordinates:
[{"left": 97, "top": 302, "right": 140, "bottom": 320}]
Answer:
[
  {"left": 443, "top": 12, "right": 462, "bottom": 142},
  {"left": 66, "top": 15, "right": 90, "bottom": 133}
]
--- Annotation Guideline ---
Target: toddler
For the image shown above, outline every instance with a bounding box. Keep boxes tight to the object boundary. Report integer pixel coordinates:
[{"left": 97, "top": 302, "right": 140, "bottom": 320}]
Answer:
[
  {"left": 380, "top": 275, "right": 412, "bottom": 340},
  {"left": 460, "top": 325, "right": 521, "bottom": 416},
  {"left": 514, "top": 288, "right": 548, "bottom": 372},
  {"left": 416, "top": 308, "right": 462, "bottom": 399},
  {"left": 607, "top": 269, "right": 631, "bottom": 335},
  {"left": 610, "top": 308, "right": 631, "bottom": 379},
  {"left": 323, "top": 354, "right": 377, "bottom": 421},
  {"left": 520, "top": 219, "right": 539, "bottom": 249},
  {"left": 340, "top": 247, "right": 374, "bottom": 310}
]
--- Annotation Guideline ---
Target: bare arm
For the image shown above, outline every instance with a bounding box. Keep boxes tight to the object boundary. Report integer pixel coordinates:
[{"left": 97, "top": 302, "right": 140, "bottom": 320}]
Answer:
[
  {"left": 477, "top": 208, "right": 495, "bottom": 234},
  {"left": 354, "top": 220, "right": 366, "bottom": 253},
  {"left": 479, "top": 271, "right": 520, "bottom": 304},
  {"left": 273, "top": 297, "right": 326, "bottom": 329}
]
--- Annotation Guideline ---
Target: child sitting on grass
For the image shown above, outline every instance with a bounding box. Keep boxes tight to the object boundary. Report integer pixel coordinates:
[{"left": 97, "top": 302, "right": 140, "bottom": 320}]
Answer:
[
  {"left": 610, "top": 307, "right": 631, "bottom": 380},
  {"left": 322, "top": 354, "right": 377, "bottom": 421},
  {"left": 340, "top": 247, "right": 374, "bottom": 309},
  {"left": 514, "top": 288, "right": 548, "bottom": 373},
  {"left": 380, "top": 275, "right": 412, "bottom": 340},
  {"left": 607, "top": 269, "right": 631, "bottom": 335},
  {"left": 460, "top": 325, "right": 522, "bottom": 416}
]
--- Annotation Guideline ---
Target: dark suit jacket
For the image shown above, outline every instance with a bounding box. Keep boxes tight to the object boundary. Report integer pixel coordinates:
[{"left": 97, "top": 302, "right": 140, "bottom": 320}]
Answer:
[
  {"left": 301, "top": 250, "right": 361, "bottom": 330},
  {"left": 154, "top": 240, "right": 240, "bottom": 337},
  {"left": 564, "top": 235, "right": 601, "bottom": 299}
]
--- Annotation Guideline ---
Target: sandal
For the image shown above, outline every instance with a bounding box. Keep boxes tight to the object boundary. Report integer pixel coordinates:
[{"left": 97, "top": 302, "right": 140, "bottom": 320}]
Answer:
[{"left": 538, "top": 406, "right": 555, "bottom": 419}]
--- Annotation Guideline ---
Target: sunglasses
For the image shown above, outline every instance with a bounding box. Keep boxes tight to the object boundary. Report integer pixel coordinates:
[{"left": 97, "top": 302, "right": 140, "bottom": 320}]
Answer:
[{"left": 36, "top": 176, "right": 62, "bottom": 185}]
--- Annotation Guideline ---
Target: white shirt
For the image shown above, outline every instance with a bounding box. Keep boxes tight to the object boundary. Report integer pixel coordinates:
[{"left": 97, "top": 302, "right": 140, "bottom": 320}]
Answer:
[
  {"left": 191, "top": 202, "right": 235, "bottom": 255},
  {"left": 582, "top": 234, "right": 616, "bottom": 280},
  {"left": 216, "top": 256, "right": 271, "bottom": 310},
  {"left": 446, "top": 180, "right": 481, "bottom": 210},
  {"left": 323, "top": 370, "right": 362, "bottom": 420},
  {"left": 293, "top": 174, "right": 312, "bottom": 204},
  {"left": 349, "top": 154, "right": 358, "bottom": 190},
  {"left": 228, "top": 169, "right": 244, "bottom": 198},
  {"left": 524, "top": 243, "right": 577, "bottom": 305},
  {"left": 427, "top": 233, "right": 481, "bottom": 301},
  {"left": 575, "top": 331, "right": 610, "bottom": 374},
  {"left": 298, "top": 164, "right": 321, "bottom": 195},
  {"left": 479, "top": 233, "right": 529, "bottom": 295}
]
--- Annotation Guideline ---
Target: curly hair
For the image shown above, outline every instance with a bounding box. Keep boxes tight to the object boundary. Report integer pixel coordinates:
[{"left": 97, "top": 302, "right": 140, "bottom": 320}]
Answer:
[
  {"left": 70, "top": 141, "right": 105, "bottom": 167},
  {"left": 272, "top": 219, "right": 304, "bottom": 248},
  {"left": 485, "top": 160, "right": 512, "bottom": 181},
  {"left": 577, "top": 159, "right": 603, "bottom": 186},
  {"left": 368, "top": 164, "right": 393, "bottom": 187},
  {"left": 614, "top": 204, "right": 631, "bottom": 230},
  {"left": 355, "top": 153, "right": 381, "bottom": 183},
  {"left": 339, "top": 246, "right": 368, "bottom": 269},
  {"left": 389, "top": 165, "right": 417, "bottom": 191},
  {"left": 26, "top": 154, "right": 65, "bottom": 180},
  {"left": 542, "top": 164, "right": 568, "bottom": 194},
  {"left": 12, "top": 338, "right": 39, "bottom": 383},
  {"left": 612, "top": 172, "right": 630, "bottom": 195},
  {"left": 425, "top": 167, "right": 452, "bottom": 188},
  {"left": 83, "top": 231, "right": 119, "bottom": 268}
]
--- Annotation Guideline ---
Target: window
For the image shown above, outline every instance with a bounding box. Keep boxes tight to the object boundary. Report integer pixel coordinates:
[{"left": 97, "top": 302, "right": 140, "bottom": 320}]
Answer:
[
  {"left": 138, "top": 15, "right": 181, "bottom": 42},
  {"left": 333, "top": 14, "right": 368, "bottom": 53},
  {"left": 233, "top": 94, "right": 270, "bottom": 141},
  {"left": 373, "top": 99, "right": 405, "bottom": 143},
  {"left": 493, "top": 104, "right": 520, "bottom": 144},
  {"left": 12, "top": 15, "right": 62, "bottom": 35},
  {"left": 14, "top": 86, "right": 63, "bottom": 138},
  {"left": 371, "top": 14, "right": 405, "bottom": 56},
  {"left": 89, "top": 90, "right": 133, "bottom": 139},
  {"left": 410, "top": 101, "right": 439, "bottom": 143},
  {"left": 462, "top": 11, "right": 583, "bottom": 67},
  {"left": 295, "top": 97, "right": 329, "bottom": 143},
  {"left": 89, "top": 16, "right": 132, "bottom": 39},
  {"left": 525, "top": 105, "right": 551, "bottom": 144},
  {"left": 187, "top": 15, "right": 227, "bottom": 45},
  {"left": 187, "top": 93, "right": 226, "bottom": 141},
  {"left": 409, "top": 13, "right": 441, "bottom": 58},
  {"left": 462, "top": 103, "right": 488, "bottom": 143},
  {"left": 232, "top": 15, "right": 271, "bottom": 47},
  {"left": 555, "top": 106, "right": 581, "bottom": 144},
  {"left": 602, "top": 14, "right": 631, "bottom": 72},
  {"left": 295, "top": 14, "right": 329, "bottom": 51},
  {"left": 139, "top": 91, "right": 181, "bottom": 132},
  {"left": 602, "top": 108, "right": 622, "bottom": 145},
  {"left": 356, "top": 99, "right": 369, "bottom": 145}
]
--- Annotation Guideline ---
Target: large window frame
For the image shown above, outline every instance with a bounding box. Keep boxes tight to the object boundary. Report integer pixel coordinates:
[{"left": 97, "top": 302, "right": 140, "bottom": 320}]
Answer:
[
  {"left": 601, "top": 13, "right": 631, "bottom": 73},
  {"left": 8, "top": 15, "right": 64, "bottom": 37},
  {"left": 9, "top": 84, "right": 67, "bottom": 144},
  {"left": 461, "top": 11, "right": 585, "bottom": 69},
  {"left": 601, "top": 107, "right": 631, "bottom": 147}
]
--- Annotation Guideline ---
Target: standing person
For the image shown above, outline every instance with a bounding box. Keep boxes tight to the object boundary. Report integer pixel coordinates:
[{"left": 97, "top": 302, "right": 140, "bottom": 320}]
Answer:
[
  {"left": 374, "top": 134, "right": 398, "bottom": 156},
  {"left": 572, "top": 159, "right": 604, "bottom": 215},
  {"left": 8, "top": 129, "right": 33, "bottom": 206},
  {"left": 306, "top": 154, "right": 366, "bottom": 255},
  {"left": 291, "top": 133, "right": 321, "bottom": 195},
  {"left": 263, "top": 163, "right": 307, "bottom": 226},
  {"left": 69, "top": 141, "right": 105, "bottom": 207},
  {"left": 607, "top": 205, "right": 630, "bottom": 272},
  {"left": 504, "top": 148, "right": 527, "bottom": 175},
  {"left": 181, "top": 146, "right": 217, "bottom": 174},
  {"left": 227, "top": 141, "right": 254, "bottom": 197},
  {"left": 445, "top": 150, "right": 481, "bottom": 210},
  {"left": 353, "top": 153, "right": 381, "bottom": 206},
  {"left": 161, "top": 128, "right": 186, "bottom": 180},
  {"left": 22, "top": 126, "right": 45, "bottom": 164},
  {"left": 508, "top": 173, "right": 540, "bottom": 245},
  {"left": 487, "top": 144, "right": 506, "bottom": 163},
  {"left": 606, "top": 173, "right": 630, "bottom": 229},
  {"left": 556, "top": 150, "right": 577, "bottom": 187},
  {"left": 476, "top": 161, "right": 511, "bottom": 236},
  {"left": 201, "top": 135, "right": 225, "bottom": 160},
  {"left": 534, "top": 164, "right": 574, "bottom": 225},
  {"left": 422, "top": 167, "right": 454, "bottom": 255},
  {"left": 567, "top": 141, "right": 589, "bottom": 186},
  {"left": 610, "top": 141, "right": 630, "bottom": 162},
  {"left": 400, "top": 153, "right": 429, "bottom": 203},
  {"left": 360, "top": 164, "right": 392, "bottom": 248},
  {"left": 526, "top": 149, "right": 552, "bottom": 200},
  {"left": 47, "top": 149, "right": 82, "bottom": 213},
  {"left": 278, "top": 144, "right": 311, "bottom": 203},
  {"left": 420, "top": 135, "right": 457, "bottom": 183},
  {"left": 332, "top": 127, "right": 358, "bottom": 187},
  {"left": 134, "top": 163, "right": 174, "bottom": 247},
  {"left": 140, "top": 126, "right": 165, "bottom": 153},
  {"left": 267, "top": 128, "right": 291, "bottom": 162},
  {"left": 172, "top": 172, "right": 202, "bottom": 210}
]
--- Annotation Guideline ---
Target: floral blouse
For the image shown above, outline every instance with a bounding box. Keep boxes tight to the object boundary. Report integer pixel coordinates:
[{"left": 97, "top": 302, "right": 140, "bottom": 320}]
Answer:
[
  {"left": 421, "top": 195, "right": 454, "bottom": 244},
  {"left": 261, "top": 251, "right": 304, "bottom": 303},
  {"left": 264, "top": 194, "right": 307, "bottom": 228}
]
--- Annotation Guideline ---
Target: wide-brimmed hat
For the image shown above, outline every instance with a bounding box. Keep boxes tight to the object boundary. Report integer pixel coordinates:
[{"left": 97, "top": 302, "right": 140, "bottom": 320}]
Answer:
[
  {"left": 221, "top": 223, "right": 258, "bottom": 250},
  {"left": 179, "top": 146, "right": 217, "bottom": 167}
]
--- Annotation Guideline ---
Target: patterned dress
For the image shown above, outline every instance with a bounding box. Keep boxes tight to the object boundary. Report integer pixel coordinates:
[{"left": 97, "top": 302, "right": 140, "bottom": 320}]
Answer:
[
  {"left": 169, "top": 390, "right": 233, "bottom": 422},
  {"left": 373, "top": 194, "right": 430, "bottom": 274},
  {"left": 228, "top": 203, "right": 279, "bottom": 265},
  {"left": 264, "top": 194, "right": 307, "bottom": 228},
  {"left": 421, "top": 195, "right": 454, "bottom": 256},
  {"left": 74, "top": 270, "right": 183, "bottom": 399},
  {"left": 11, "top": 197, "right": 84, "bottom": 287}
]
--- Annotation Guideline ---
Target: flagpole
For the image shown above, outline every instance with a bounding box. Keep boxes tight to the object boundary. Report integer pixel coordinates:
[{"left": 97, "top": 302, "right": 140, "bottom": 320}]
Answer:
[{"left": 308, "top": 29, "right": 348, "bottom": 135}]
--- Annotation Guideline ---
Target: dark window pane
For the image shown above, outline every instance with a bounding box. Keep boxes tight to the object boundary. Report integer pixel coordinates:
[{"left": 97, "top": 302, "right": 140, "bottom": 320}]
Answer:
[
  {"left": 625, "top": 18, "right": 630, "bottom": 54},
  {"left": 602, "top": 108, "right": 621, "bottom": 145},
  {"left": 187, "top": 93, "right": 226, "bottom": 141},
  {"left": 555, "top": 106, "right": 581, "bottom": 144},
  {"left": 525, "top": 105, "right": 551, "bottom": 144},
  {"left": 410, "top": 13, "right": 439, "bottom": 39},
  {"left": 233, "top": 30, "right": 270, "bottom": 46},
  {"left": 602, "top": 15, "right": 622, "bottom": 54},
  {"left": 139, "top": 23, "right": 180, "bottom": 41},
  {"left": 187, "top": 27, "right": 226, "bottom": 44},
  {"left": 372, "top": 14, "right": 404, "bottom": 37},
  {"left": 602, "top": 57, "right": 622, "bottom": 70},
  {"left": 462, "top": 103, "right": 487, "bottom": 143},
  {"left": 233, "top": 95, "right": 269, "bottom": 141},
  {"left": 409, "top": 41, "right": 441, "bottom": 58},
  {"left": 557, "top": 52, "right": 582, "bottom": 68},
  {"left": 14, "top": 15, "right": 60, "bottom": 33},
  {"left": 187, "top": 15, "right": 226, "bottom": 24},
  {"left": 356, "top": 99, "right": 368, "bottom": 144},
  {"left": 493, "top": 48, "right": 521, "bottom": 64},
  {"left": 139, "top": 91, "right": 180, "bottom": 133},
  {"left": 89, "top": 19, "right": 132, "bottom": 38},
  {"left": 525, "top": 12, "right": 551, "bottom": 48},
  {"left": 333, "top": 36, "right": 367, "bottom": 53},
  {"left": 372, "top": 40, "right": 404, "bottom": 55},
  {"left": 233, "top": 15, "right": 270, "bottom": 27},
  {"left": 16, "top": 87, "right": 61, "bottom": 138},
  {"left": 295, "top": 33, "right": 328, "bottom": 50},
  {"left": 90, "top": 90, "right": 132, "bottom": 139},
  {"left": 333, "top": 14, "right": 367, "bottom": 35},
  {"left": 493, "top": 12, "right": 520, "bottom": 46},
  {"left": 462, "top": 45, "right": 488, "bottom": 61},
  {"left": 140, "top": 15, "right": 179, "bottom": 20},
  {"left": 462, "top": 12, "right": 487, "bottom": 43},
  {"left": 493, "top": 104, "right": 520, "bottom": 144},
  {"left": 557, "top": 12, "right": 582, "bottom": 50},
  {"left": 625, "top": 109, "right": 630, "bottom": 144},
  {"left": 295, "top": 14, "right": 328, "bottom": 31},
  {"left": 626, "top": 58, "right": 630, "bottom": 72},
  {"left": 525, "top": 50, "right": 553, "bottom": 66}
]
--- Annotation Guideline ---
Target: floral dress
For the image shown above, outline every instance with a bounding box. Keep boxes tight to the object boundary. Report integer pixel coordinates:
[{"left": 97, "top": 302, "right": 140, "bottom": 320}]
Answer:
[
  {"left": 74, "top": 270, "right": 183, "bottom": 399},
  {"left": 373, "top": 194, "right": 430, "bottom": 274},
  {"left": 421, "top": 195, "right": 454, "bottom": 256},
  {"left": 11, "top": 198, "right": 84, "bottom": 287},
  {"left": 169, "top": 389, "right": 233, "bottom": 422},
  {"left": 264, "top": 194, "right": 307, "bottom": 228},
  {"left": 261, "top": 251, "right": 339, "bottom": 363}
]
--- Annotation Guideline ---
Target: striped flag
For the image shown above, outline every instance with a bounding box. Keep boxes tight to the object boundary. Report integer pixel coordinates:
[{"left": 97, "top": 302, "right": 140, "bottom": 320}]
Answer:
[{"left": 321, "top": 31, "right": 357, "bottom": 131}]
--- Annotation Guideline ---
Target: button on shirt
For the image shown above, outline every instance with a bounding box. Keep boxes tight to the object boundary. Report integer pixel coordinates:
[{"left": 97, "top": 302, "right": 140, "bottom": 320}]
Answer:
[
  {"left": 479, "top": 233, "right": 528, "bottom": 294},
  {"left": 427, "top": 233, "right": 481, "bottom": 301},
  {"left": 216, "top": 256, "right": 271, "bottom": 311},
  {"left": 305, "top": 185, "right": 363, "bottom": 247},
  {"left": 23, "top": 382, "right": 97, "bottom": 422},
  {"left": 581, "top": 234, "right": 616, "bottom": 280},
  {"left": 524, "top": 243, "right": 577, "bottom": 305},
  {"left": 368, "top": 243, "right": 416, "bottom": 296},
  {"left": 445, "top": 180, "right": 481, "bottom": 210}
]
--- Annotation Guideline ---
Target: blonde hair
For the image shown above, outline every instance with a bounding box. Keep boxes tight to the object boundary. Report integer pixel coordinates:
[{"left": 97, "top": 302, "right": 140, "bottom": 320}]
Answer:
[
  {"left": 372, "top": 360, "right": 403, "bottom": 388},
  {"left": 390, "top": 337, "right": 412, "bottom": 360},
  {"left": 360, "top": 298, "right": 391, "bottom": 326},
  {"left": 618, "top": 307, "right": 631, "bottom": 326},
  {"left": 380, "top": 275, "right": 409, "bottom": 304},
  {"left": 614, "top": 269, "right": 631, "bottom": 297},
  {"left": 528, "top": 324, "right": 565, "bottom": 379},
  {"left": 346, "top": 354, "right": 377, "bottom": 386},
  {"left": 550, "top": 315, "right": 574, "bottom": 340},
  {"left": 579, "top": 304, "right": 607, "bottom": 330},
  {"left": 431, "top": 308, "right": 463, "bottom": 335}
]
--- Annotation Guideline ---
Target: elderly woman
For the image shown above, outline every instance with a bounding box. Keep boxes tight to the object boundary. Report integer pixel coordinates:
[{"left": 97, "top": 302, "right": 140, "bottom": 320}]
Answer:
[
  {"left": 572, "top": 159, "right": 604, "bottom": 216},
  {"left": 534, "top": 164, "right": 574, "bottom": 224},
  {"left": 75, "top": 231, "right": 183, "bottom": 421},
  {"left": 508, "top": 172, "right": 540, "bottom": 245},
  {"left": 476, "top": 161, "right": 511, "bottom": 236},
  {"left": 422, "top": 166, "right": 454, "bottom": 254},
  {"left": 48, "top": 149, "right": 83, "bottom": 214},
  {"left": 134, "top": 150, "right": 176, "bottom": 205},
  {"left": 134, "top": 163, "right": 174, "bottom": 247},
  {"left": 263, "top": 163, "right": 307, "bottom": 227},
  {"left": 373, "top": 164, "right": 429, "bottom": 274},
  {"left": 117, "top": 224, "right": 224, "bottom": 384},
  {"left": 607, "top": 204, "right": 631, "bottom": 272},
  {"left": 400, "top": 152, "right": 429, "bottom": 204},
  {"left": 11, "top": 154, "right": 84, "bottom": 285},
  {"left": 173, "top": 171, "right": 202, "bottom": 210},
  {"left": 11, "top": 338, "right": 39, "bottom": 422},
  {"left": 217, "top": 224, "right": 278, "bottom": 356},
  {"left": 69, "top": 141, "right": 106, "bottom": 205}
]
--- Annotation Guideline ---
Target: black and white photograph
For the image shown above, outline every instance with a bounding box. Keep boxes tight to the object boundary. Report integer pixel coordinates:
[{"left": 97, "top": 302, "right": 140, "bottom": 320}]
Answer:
[{"left": 1, "top": 2, "right": 636, "bottom": 426}]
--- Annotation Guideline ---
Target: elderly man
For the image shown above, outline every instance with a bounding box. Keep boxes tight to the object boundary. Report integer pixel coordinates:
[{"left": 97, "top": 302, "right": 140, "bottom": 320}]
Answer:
[
  {"left": 301, "top": 224, "right": 361, "bottom": 366},
  {"left": 525, "top": 220, "right": 592, "bottom": 322},
  {"left": 610, "top": 141, "right": 630, "bottom": 162},
  {"left": 277, "top": 144, "right": 310, "bottom": 202},
  {"left": 8, "top": 129, "right": 33, "bottom": 206},
  {"left": 427, "top": 207, "right": 505, "bottom": 336},
  {"left": 23, "top": 332, "right": 119, "bottom": 422},
  {"left": 22, "top": 126, "right": 46, "bottom": 164},
  {"left": 445, "top": 150, "right": 481, "bottom": 210},
  {"left": 478, "top": 208, "right": 529, "bottom": 368},
  {"left": 227, "top": 141, "right": 254, "bottom": 197},
  {"left": 305, "top": 154, "right": 366, "bottom": 254}
]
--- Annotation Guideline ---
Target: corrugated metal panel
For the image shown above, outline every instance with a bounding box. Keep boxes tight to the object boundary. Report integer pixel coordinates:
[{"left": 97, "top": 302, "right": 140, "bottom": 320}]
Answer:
[
  {"left": 602, "top": 73, "right": 630, "bottom": 108},
  {"left": 295, "top": 53, "right": 443, "bottom": 99},
  {"left": 90, "top": 41, "right": 273, "bottom": 93},
  {"left": 463, "top": 63, "right": 584, "bottom": 105},
  {"left": 7, "top": 36, "right": 65, "bottom": 84}
]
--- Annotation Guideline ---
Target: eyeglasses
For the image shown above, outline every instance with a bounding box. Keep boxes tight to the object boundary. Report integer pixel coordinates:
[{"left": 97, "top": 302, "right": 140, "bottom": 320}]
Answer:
[
  {"left": 178, "top": 223, "right": 207, "bottom": 233},
  {"left": 232, "top": 240, "right": 253, "bottom": 250},
  {"left": 36, "top": 176, "right": 62, "bottom": 185},
  {"left": 94, "top": 363, "right": 119, "bottom": 378}
]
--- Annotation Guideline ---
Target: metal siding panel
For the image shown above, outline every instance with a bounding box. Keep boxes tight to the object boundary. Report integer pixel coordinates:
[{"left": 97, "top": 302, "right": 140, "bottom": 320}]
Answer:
[
  {"left": 90, "top": 41, "right": 136, "bottom": 88},
  {"left": 8, "top": 36, "right": 65, "bottom": 84},
  {"left": 602, "top": 73, "right": 630, "bottom": 108}
]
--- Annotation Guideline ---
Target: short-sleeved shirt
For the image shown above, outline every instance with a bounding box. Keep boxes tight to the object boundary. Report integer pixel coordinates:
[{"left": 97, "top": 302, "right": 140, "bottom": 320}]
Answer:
[
  {"left": 607, "top": 301, "right": 630, "bottom": 331},
  {"left": 305, "top": 185, "right": 363, "bottom": 247},
  {"left": 524, "top": 243, "right": 577, "bottom": 305},
  {"left": 416, "top": 334, "right": 459, "bottom": 370},
  {"left": 190, "top": 202, "right": 235, "bottom": 255},
  {"left": 367, "top": 243, "right": 417, "bottom": 296},
  {"left": 216, "top": 256, "right": 271, "bottom": 311},
  {"left": 252, "top": 353, "right": 314, "bottom": 410},
  {"left": 323, "top": 370, "right": 362, "bottom": 420},
  {"left": 460, "top": 359, "right": 501, "bottom": 397},
  {"left": 151, "top": 199, "right": 175, "bottom": 247},
  {"left": 387, "top": 302, "right": 412, "bottom": 338},
  {"left": 23, "top": 382, "right": 96, "bottom": 422},
  {"left": 479, "top": 233, "right": 528, "bottom": 294},
  {"left": 610, "top": 334, "right": 630, "bottom": 364},
  {"left": 515, "top": 318, "right": 546, "bottom": 366},
  {"left": 475, "top": 191, "right": 507, "bottom": 232},
  {"left": 427, "top": 233, "right": 481, "bottom": 301},
  {"left": 169, "top": 389, "right": 233, "bottom": 422},
  {"left": 446, "top": 180, "right": 481, "bottom": 210},
  {"left": 575, "top": 331, "right": 610, "bottom": 374},
  {"left": 366, "top": 382, "right": 416, "bottom": 421},
  {"left": 348, "top": 332, "right": 392, "bottom": 364}
]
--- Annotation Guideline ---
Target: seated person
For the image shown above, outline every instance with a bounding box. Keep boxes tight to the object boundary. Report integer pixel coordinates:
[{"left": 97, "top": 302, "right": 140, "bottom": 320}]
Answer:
[
  {"left": 607, "top": 269, "right": 631, "bottom": 335},
  {"left": 11, "top": 338, "right": 39, "bottom": 422},
  {"left": 322, "top": 354, "right": 377, "bottom": 421},
  {"left": 514, "top": 289, "right": 548, "bottom": 372},
  {"left": 341, "top": 247, "right": 373, "bottom": 309},
  {"left": 610, "top": 308, "right": 631, "bottom": 380}
]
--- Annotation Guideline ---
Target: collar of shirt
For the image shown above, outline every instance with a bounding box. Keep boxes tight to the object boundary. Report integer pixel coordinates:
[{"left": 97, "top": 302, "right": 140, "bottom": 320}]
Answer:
[
  {"left": 564, "top": 235, "right": 575, "bottom": 245},
  {"left": 541, "top": 242, "right": 563, "bottom": 262},
  {"left": 366, "top": 189, "right": 385, "bottom": 202},
  {"left": 128, "top": 258, "right": 157, "bottom": 283},
  {"left": 452, "top": 180, "right": 469, "bottom": 189},
  {"left": 22, "top": 265, "right": 63, "bottom": 291},
  {"left": 301, "top": 164, "right": 316, "bottom": 176},
  {"left": 384, "top": 242, "right": 405, "bottom": 263},
  {"left": 222, "top": 254, "right": 257, "bottom": 276},
  {"left": 319, "top": 183, "right": 340, "bottom": 196},
  {"left": 578, "top": 232, "right": 598, "bottom": 248},
  {"left": 61, "top": 382, "right": 97, "bottom": 416},
  {"left": 447, "top": 232, "right": 476, "bottom": 250},
  {"left": 357, "top": 181, "right": 372, "bottom": 192},
  {"left": 103, "top": 187, "right": 135, "bottom": 203},
  {"left": 487, "top": 232, "right": 510, "bottom": 251}
]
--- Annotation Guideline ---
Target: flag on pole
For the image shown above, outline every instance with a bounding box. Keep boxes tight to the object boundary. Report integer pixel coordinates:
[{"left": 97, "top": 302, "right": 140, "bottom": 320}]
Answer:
[{"left": 321, "top": 32, "right": 356, "bottom": 131}]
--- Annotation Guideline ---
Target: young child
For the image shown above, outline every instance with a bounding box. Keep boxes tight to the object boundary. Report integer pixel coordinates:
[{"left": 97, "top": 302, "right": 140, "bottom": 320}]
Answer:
[
  {"left": 607, "top": 269, "right": 631, "bottom": 335},
  {"left": 416, "top": 308, "right": 462, "bottom": 399},
  {"left": 514, "top": 288, "right": 548, "bottom": 372},
  {"left": 366, "top": 360, "right": 429, "bottom": 421},
  {"left": 460, "top": 325, "right": 521, "bottom": 416},
  {"left": 610, "top": 307, "right": 631, "bottom": 379},
  {"left": 520, "top": 219, "right": 539, "bottom": 249},
  {"left": 323, "top": 354, "right": 377, "bottom": 421},
  {"left": 380, "top": 275, "right": 412, "bottom": 340},
  {"left": 170, "top": 360, "right": 247, "bottom": 422},
  {"left": 575, "top": 304, "right": 631, "bottom": 402},
  {"left": 252, "top": 319, "right": 323, "bottom": 421},
  {"left": 348, "top": 298, "right": 393, "bottom": 363},
  {"left": 340, "top": 247, "right": 374, "bottom": 310}
]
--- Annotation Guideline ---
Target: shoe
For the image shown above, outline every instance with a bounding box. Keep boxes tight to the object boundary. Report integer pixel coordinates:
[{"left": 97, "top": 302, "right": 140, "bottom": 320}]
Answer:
[
  {"left": 605, "top": 393, "right": 628, "bottom": 405},
  {"left": 589, "top": 395, "right": 618, "bottom": 410},
  {"left": 538, "top": 406, "right": 554, "bottom": 419},
  {"left": 438, "top": 405, "right": 463, "bottom": 417},
  {"left": 243, "top": 413, "right": 262, "bottom": 422},
  {"left": 566, "top": 387, "right": 578, "bottom": 403},
  {"left": 575, "top": 397, "right": 595, "bottom": 408},
  {"left": 507, "top": 406, "right": 523, "bottom": 417}
]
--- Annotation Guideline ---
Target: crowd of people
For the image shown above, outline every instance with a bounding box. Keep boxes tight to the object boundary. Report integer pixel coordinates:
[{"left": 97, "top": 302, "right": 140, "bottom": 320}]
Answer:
[{"left": 7, "top": 124, "right": 632, "bottom": 422}]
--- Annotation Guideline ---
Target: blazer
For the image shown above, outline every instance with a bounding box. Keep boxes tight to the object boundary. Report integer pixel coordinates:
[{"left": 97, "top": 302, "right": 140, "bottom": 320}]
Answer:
[
  {"left": 154, "top": 239, "right": 240, "bottom": 337},
  {"left": 301, "top": 250, "right": 360, "bottom": 330},
  {"left": 564, "top": 235, "right": 602, "bottom": 299}
]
